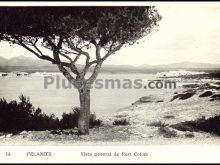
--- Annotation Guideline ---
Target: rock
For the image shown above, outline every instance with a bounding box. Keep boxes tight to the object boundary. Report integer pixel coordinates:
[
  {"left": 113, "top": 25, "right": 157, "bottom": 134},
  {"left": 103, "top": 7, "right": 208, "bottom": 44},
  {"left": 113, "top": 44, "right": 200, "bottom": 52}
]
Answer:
[
  {"left": 163, "top": 115, "right": 175, "bottom": 119},
  {"left": 210, "top": 94, "right": 220, "bottom": 101},
  {"left": 214, "top": 82, "right": 220, "bottom": 86},
  {"left": 0, "top": 135, "right": 5, "bottom": 139},
  {"left": 199, "top": 91, "right": 213, "bottom": 97},
  {"left": 183, "top": 83, "right": 219, "bottom": 91},
  {"left": 20, "top": 131, "right": 28, "bottom": 135},
  {"left": 183, "top": 89, "right": 196, "bottom": 93},
  {"left": 199, "top": 83, "right": 219, "bottom": 90},
  {"left": 133, "top": 95, "right": 164, "bottom": 105},
  {"left": 182, "top": 84, "right": 200, "bottom": 89},
  {"left": 185, "top": 132, "right": 194, "bottom": 138},
  {"left": 140, "top": 134, "right": 147, "bottom": 138},
  {"left": 50, "top": 130, "right": 62, "bottom": 135},
  {"left": 6, "top": 134, "right": 12, "bottom": 138},
  {"left": 139, "top": 96, "right": 154, "bottom": 103},
  {"left": 170, "top": 92, "right": 195, "bottom": 101}
]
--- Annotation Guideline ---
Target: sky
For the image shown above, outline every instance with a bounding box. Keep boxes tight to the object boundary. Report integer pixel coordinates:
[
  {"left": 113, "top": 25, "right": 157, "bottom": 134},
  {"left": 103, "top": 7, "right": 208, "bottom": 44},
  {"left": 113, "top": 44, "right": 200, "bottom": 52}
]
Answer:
[{"left": 0, "top": 3, "right": 220, "bottom": 66}]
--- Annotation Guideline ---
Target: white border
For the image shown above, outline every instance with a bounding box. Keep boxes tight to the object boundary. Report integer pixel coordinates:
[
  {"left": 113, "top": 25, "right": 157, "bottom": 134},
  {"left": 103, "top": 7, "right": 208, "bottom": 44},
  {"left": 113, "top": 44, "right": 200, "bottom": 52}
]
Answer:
[
  {"left": 0, "top": 1, "right": 219, "bottom": 6},
  {"left": 0, "top": 1, "right": 220, "bottom": 163},
  {"left": 0, "top": 146, "right": 220, "bottom": 163}
]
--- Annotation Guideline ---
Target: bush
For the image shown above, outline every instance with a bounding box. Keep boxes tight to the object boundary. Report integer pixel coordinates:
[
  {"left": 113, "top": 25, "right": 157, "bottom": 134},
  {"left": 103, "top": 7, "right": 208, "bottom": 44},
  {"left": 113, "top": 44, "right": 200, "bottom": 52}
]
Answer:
[
  {"left": 158, "top": 127, "right": 177, "bottom": 138},
  {"left": 89, "top": 113, "right": 103, "bottom": 128},
  {"left": 0, "top": 95, "right": 59, "bottom": 132},
  {"left": 0, "top": 96, "right": 103, "bottom": 133},
  {"left": 59, "top": 107, "right": 80, "bottom": 129},
  {"left": 113, "top": 119, "right": 130, "bottom": 126},
  {"left": 148, "top": 121, "right": 168, "bottom": 127},
  {"left": 172, "top": 115, "right": 220, "bottom": 136},
  {"left": 60, "top": 107, "right": 103, "bottom": 129}
]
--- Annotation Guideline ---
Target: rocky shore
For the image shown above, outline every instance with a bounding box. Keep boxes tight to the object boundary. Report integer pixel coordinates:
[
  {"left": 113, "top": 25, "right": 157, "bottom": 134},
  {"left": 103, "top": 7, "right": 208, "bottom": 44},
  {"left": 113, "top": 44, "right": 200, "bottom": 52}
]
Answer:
[{"left": 0, "top": 76, "right": 220, "bottom": 145}]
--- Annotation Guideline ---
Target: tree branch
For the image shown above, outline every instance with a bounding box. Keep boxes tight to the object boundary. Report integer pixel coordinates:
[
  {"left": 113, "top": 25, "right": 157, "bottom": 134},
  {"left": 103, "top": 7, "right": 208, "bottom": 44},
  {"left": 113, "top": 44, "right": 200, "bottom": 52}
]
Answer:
[
  {"left": 73, "top": 54, "right": 81, "bottom": 64},
  {"left": 30, "top": 39, "right": 44, "bottom": 56},
  {"left": 57, "top": 37, "right": 63, "bottom": 49},
  {"left": 102, "top": 43, "right": 124, "bottom": 61},
  {"left": 18, "top": 40, "right": 71, "bottom": 68},
  {"left": 89, "top": 60, "right": 98, "bottom": 66},
  {"left": 95, "top": 44, "right": 101, "bottom": 60},
  {"left": 66, "top": 38, "right": 90, "bottom": 65},
  {"left": 59, "top": 52, "right": 79, "bottom": 75},
  {"left": 87, "top": 62, "right": 102, "bottom": 83},
  {"left": 45, "top": 37, "right": 56, "bottom": 49},
  {"left": 53, "top": 50, "right": 80, "bottom": 88},
  {"left": 86, "top": 42, "right": 123, "bottom": 84},
  {"left": 60, "top": 49, "right": 79, "bottom": 55}
]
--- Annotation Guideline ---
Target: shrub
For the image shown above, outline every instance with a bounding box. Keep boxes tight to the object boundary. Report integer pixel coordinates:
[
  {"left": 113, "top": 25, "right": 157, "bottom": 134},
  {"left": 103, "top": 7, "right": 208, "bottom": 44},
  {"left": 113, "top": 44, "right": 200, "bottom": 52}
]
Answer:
[
  {"left": 0, "top": 95, "right": 59, "bottom": 132},
  {"left": 158, "top": 127, "right": 177, "bottom": 138},
  {"left": 59, "top": 107, "right": 103, "bottom": 129},
  {"left": 0, "top": 96, "right": 103, "bottom": 133},
  {"left": 113, "top": 119, "right": 130, "bottom": 126},
  {"left": 148, "top": 121, "right": 168, "bottom": 127},
  {"left": 185, "top": 132, "right": 194, "bottom": 138},
  {"left": 172, "top": 115, "right": 220, "bottom": 136},
  {"left": 59, "top": 107, "right": 80, "bottom": 129},
  {"left": 89, "top": 113, "right": 102, "bottom": 128}
]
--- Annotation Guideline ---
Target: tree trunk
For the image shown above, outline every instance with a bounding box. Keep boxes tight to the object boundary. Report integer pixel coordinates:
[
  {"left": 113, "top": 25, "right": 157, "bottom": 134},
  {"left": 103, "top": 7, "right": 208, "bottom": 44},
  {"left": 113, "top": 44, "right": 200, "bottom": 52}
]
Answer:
[{"left": 78, "top": 88, "right": 90, "bottom": 135}]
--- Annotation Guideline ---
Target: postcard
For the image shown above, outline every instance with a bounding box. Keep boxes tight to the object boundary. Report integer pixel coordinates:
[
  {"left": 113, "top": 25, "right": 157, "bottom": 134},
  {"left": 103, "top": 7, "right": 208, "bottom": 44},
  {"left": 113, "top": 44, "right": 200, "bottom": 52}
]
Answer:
[{"left": 0, "top": 1, "right": 219, "bottom": 163}]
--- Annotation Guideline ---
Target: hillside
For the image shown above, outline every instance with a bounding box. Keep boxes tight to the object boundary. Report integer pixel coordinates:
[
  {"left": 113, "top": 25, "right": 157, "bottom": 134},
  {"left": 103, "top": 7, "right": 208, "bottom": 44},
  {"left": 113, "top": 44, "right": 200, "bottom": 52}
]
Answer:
[
  {"left": 0, "top": 56, "right": 220, "bottom": 73},
  {"left": 0, "top": 57, "right": 7, "bottom": 66},
  {"left": 154, "top": 61, "right": 220, "bottom": 69}
]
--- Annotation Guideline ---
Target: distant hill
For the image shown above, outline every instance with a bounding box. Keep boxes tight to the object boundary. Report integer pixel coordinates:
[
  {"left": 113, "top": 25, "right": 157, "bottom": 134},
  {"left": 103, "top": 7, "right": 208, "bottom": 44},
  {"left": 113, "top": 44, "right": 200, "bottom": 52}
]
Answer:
[
  {"left": 0, "top": 57, "right": 7, "bottom": 66},
  {"left": 4, "top": 56, "right": 52, "bottom": 67},
  {"left": 0, "top": 56, "right": 59, "bottom": 72},
  {"left": 153, "top": 61, "right": 220, "bottom": 69},
  {"left": 0, "top": 56, "right": 220, "bottom": 73},
  {"left": 136, "top": 64, "right": 152, "bottom": 69}
]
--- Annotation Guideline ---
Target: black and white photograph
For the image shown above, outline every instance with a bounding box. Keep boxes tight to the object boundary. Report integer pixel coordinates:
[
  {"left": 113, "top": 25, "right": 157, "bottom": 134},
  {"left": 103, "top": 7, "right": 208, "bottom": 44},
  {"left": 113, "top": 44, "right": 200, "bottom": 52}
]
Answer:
[{"left": 0, "top": 1, "right": 220, "bottom": 163}]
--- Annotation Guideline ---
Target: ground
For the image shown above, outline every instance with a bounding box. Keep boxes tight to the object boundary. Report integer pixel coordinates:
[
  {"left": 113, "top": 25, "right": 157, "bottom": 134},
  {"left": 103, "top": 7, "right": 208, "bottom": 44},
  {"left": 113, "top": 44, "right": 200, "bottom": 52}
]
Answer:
[{"left": 0, "top": 77, "right": 220, "bottom": 145}]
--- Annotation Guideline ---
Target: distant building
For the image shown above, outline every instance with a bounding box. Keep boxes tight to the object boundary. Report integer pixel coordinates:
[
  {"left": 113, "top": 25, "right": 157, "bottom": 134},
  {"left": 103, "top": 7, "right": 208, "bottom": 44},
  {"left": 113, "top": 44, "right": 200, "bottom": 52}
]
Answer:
[
  {"left": 157, "top": 70, "right": 205, "bottom": 77},
  {"left": 10, "top": 71, "right": 29, "bottom": 76},
  {"left": 31, "top": 72, "right": 61, "bottom": 76}
]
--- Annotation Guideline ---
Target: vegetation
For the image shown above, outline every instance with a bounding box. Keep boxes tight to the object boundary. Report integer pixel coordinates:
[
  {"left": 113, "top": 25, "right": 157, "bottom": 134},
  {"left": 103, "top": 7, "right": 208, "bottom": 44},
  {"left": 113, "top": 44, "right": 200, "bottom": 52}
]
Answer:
[
  {"left": 178, "top": 71, "right": 220, "bottom": 80},
  {"left": 171, "top": 115, "right": 220, "bottom": 136},
  {"left": 148, "top": 121, "right": 168, "bottom": 127},
  {"left": 0, "top": 95, "right": 102, "bottom": 133},
  {"left": 113, "top": 119, "right": 130, "bottom": 126},
  {"left": 0, "top": 7, "right": 161, "bottom": 134},
  {"left": 60, "top": 107, "right": 102, "bottom": 129},
  {"left": 158, "top": 127, "right": 177, "bottom": 138},
  {"left": 59, "top": 107, "right": 80, "bottom": 129},
  {"left": 170, "top": 92, "right": 196, "bottom": 101}
]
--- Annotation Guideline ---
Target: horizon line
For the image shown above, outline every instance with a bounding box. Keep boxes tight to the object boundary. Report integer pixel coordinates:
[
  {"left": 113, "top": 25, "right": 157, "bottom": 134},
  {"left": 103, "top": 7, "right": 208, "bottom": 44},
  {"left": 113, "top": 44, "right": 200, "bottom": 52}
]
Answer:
[{"left": 1, "top": 55, "right": 220, "bottom": 67}]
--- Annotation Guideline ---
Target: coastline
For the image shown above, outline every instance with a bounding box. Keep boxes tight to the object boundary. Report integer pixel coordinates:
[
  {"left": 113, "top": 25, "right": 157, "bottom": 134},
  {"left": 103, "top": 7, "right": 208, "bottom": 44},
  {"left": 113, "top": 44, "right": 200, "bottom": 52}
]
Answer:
[{"left": 0, "top": 76, "right": 220, "bottom": 146}]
